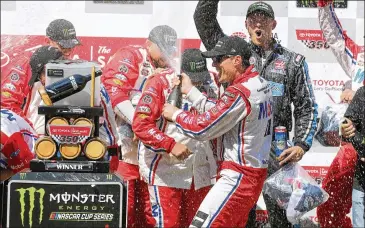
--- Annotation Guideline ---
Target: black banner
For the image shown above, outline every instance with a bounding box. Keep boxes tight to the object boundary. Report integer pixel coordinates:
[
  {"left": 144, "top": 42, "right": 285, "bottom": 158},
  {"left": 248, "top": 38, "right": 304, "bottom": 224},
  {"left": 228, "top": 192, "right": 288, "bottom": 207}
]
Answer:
[
  {"left": 296, "top": 0, "right": 347, "bottom": 8},
  {"left": 7, "top": 179, "right": 122, "bottom": 228}
]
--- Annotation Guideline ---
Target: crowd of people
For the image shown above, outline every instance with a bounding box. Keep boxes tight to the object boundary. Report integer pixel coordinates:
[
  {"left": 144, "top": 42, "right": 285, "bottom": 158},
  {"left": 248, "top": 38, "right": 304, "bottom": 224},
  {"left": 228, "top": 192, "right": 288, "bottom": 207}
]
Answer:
[{"left": 1, "top": 0, "right": 364, "bottom": 227}]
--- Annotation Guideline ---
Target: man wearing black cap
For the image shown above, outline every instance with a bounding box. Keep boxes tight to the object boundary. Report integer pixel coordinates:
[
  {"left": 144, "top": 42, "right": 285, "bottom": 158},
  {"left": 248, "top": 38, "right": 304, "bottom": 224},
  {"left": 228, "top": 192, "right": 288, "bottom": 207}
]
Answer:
[
  {"left": 1, "top": 19, "right": 80, "bottom": 119},
  {"left": 181, "top": 49, "right": 218, "bottom": 100},
  {"left": 45, "top": 19, "right": 81, "bottom": 58},
  {"left": 1, "top": 46, "right": 63, "bottom": 120},
  {"left": 101, "top": 25, "right": 178, "bottom": 227},
  {"left": 0, "top": 46, "right": 63, "bottom": 181},
  {"left": 162, "top": 35, "right": 273, "bottom": 227},
  {"left": 194, "top": 1, "right": 318, "bottom": 227},
  {"left": 132, "top": 47, "right": 217, "bottom": 227}
]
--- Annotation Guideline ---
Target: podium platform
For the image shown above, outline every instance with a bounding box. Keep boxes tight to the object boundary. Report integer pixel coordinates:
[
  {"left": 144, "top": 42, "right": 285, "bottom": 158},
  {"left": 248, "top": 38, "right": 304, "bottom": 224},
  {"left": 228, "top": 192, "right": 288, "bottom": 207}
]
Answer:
[{"left": 5, "top": 172, "right": 126, "bottom": 228}]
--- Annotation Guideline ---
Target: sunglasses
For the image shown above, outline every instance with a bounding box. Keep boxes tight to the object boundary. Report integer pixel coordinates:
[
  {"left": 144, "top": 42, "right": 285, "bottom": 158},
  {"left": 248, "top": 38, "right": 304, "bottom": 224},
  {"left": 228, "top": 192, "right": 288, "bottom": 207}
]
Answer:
[{"left": 212, "top": 55, "right": 234, "bottom": 64}]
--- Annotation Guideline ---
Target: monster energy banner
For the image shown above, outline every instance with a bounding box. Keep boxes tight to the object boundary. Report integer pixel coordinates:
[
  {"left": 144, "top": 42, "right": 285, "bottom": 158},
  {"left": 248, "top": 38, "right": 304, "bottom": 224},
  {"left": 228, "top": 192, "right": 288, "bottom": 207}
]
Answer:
[
  {"left": 296, "top": 0, "right": 347, "bottom": 8},
  {"left": 7, "top": 172, "right": 124, "bottom": 228}
]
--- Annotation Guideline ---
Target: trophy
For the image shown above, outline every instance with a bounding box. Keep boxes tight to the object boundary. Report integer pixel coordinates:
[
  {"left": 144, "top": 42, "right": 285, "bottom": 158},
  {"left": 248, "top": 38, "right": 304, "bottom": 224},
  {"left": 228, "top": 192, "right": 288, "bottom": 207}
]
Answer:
[{"left": 30, "top": 61, "right": 112, "bottom": 173}]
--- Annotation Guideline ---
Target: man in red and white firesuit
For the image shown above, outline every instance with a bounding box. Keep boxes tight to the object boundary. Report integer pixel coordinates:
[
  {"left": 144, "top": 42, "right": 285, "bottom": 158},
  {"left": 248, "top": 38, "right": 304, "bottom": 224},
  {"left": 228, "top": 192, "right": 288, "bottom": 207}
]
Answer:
[
  {"left": 132, "top": 48, "right": 218, "bottom": 227},
  {"left": 317, "top": 0, "right": 364, "bottom": 227},
  {"left": 162, "top": 36, "right": 273, "bottom": 227},
  {"left": 0, "top": 109, "right": 38, "bottom": 181},
  {"left": 101, "top": 25, "right": 179, "bottom": 227}
]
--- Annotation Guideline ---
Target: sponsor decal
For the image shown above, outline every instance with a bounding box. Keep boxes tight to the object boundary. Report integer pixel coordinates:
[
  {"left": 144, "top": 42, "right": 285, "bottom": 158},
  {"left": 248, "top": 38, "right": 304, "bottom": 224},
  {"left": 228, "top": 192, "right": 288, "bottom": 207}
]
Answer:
[
  {"left": 10, "top": 149, "right": 20, "bottom": 158},
  {"left": 118, "top": 64, "right": 128, "bottom": 74},
  {"left": 112, "top": 79, "right": 123, "bottom": 86},
  {"left": 223, "top": 91, "right": 235, "bottom": 98},
  {"left": 183, "top": 116, "right": 194, "bottom": 125},
  {"left": 205, "top": 112, "right": 211, "bottom": 120},
  {"left": 147, "top": 129, "right": 164, "bottom": 141},
  {"left": 268, "top": 81, "right": 285, "bottom": 97},
  {"left": 274, "top": 60, "right": 285, "bottom": 70},
  {"left": 138, "top": 105, "right": 151, "bottom": 114},
  {"left": 3, "top": 83, "right": 16, "bottom": 91},
  {"left": 16, "top": 187, "right": 45, "bottom": 227},
  {"left": 296, "top": 0, "right": 347, "bottom": 8},
  {"left": 147, "top": 87, "right": 156, "bottom": 93},
  {"left": 10, "top": 182, "right": 121, "bottom": 227},
  {"left": 122, "top": 58, "right": 132, "bottom": 64},
  {"left": 47, "top": 69, "right": 64, "bottom": 77},
  {"left": 10, "top": 162, "right": 24, "bottom": 170},
  {"left": 189, "top": 61, "right": 205, "bottom": 72},
  {"left": 15, "top": 65, "right": 24, "bottom": 71},
  {"left": 115, "top": 74, "right": 127, "bottom": 81},
  {"left": 48, "top": 125, "right": 92, "bottom": 144},
  {"left": 138, "top": 114, "right": 149, "bottom": 119},
  {"left": 248, "top": 55, "right": 256, "bottom": 65},
  {"left": 296, "top": 30, "right": 331, "bottom": 50},
  {"left": 141, "top": 68, "right": 149, "bottom": 76},
  {"left": 270, "top": 69, "right": 286, "bottom": 75},
  {"left": 141, "top": 94, "right": 152, "bottom": 104},
  {"left": 49, "top": 192, "right": 115, "bottom": 204},
  {"left": 2, "top": 91, "right": 12, "bottom": 98},
  {"left": 191, "top": 210, "right": 209, "bottom": 228},
  {"left": 221, "top": 95, "right": 229, "bottom": 104},
  {"left": 111, "top": 86, "right": 118, "bottom": 95},
  {"left": 10, "top": 72, "right": 20, "bottom": 82},
  {"left": 210, "top": 107, "right": 219, "bottom": 115}
]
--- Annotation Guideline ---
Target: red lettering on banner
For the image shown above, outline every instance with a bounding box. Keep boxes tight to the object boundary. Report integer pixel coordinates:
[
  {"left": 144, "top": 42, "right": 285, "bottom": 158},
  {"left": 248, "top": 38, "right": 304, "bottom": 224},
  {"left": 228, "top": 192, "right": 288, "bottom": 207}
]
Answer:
[
  {"left": 296, "top": 30, "right": 324, "bottom": 41},
  {"left": 312, "top": 79, "right": 345, "bottom": 87}
]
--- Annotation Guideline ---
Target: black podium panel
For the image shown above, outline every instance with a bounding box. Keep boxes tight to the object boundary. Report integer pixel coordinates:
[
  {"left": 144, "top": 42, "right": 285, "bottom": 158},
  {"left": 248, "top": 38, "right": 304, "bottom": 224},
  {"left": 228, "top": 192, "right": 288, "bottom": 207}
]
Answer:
[{"left": 6, "top": 172, "right": 126, "bottom": 228}]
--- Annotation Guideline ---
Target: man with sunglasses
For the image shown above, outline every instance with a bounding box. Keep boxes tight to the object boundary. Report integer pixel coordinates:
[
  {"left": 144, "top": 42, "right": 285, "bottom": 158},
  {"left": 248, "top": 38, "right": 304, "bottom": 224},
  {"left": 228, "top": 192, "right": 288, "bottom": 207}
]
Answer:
[
  {"left": 101, "top": 25, "right": 178, "bottom": 227},
  {"left": 162, "top": 36, "right": 273, "bottom": 227},
  {"left": 194, "top": 1, "right": 318, "bottom": 227}
]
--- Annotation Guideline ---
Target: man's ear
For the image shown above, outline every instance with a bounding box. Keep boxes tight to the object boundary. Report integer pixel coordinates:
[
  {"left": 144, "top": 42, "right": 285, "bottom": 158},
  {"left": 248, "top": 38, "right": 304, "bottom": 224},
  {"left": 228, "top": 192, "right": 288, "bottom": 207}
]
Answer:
[
  {"left": 272, "top": 20, "right": 277, "bottom": 30},
  {"left": 44, "top": 36, "right": 51, "bottom": 44},
  {"left": 245, "top": 20, "right": 248, "bottom": 29},
  {"left": 234, "top": 56, "right": 242, "bottom": 67}
]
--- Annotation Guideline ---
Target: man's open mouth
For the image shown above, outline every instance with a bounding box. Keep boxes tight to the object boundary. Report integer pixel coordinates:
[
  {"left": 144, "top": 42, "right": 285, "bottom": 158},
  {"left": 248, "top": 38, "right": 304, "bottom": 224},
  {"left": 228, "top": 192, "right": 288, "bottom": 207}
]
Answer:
[{"left": 255, "top": 30, "right": 263, "bottom": 38}]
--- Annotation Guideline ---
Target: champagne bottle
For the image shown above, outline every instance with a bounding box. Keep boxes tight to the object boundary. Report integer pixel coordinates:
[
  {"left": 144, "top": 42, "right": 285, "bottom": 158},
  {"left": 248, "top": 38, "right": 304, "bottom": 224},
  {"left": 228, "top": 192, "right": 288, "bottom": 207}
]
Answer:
[
  {"left": 38, "top": 70, "right": 102, "bottom": 105},
  {"left": 167, "top": 74, "right": 182, "bottom": 108}
]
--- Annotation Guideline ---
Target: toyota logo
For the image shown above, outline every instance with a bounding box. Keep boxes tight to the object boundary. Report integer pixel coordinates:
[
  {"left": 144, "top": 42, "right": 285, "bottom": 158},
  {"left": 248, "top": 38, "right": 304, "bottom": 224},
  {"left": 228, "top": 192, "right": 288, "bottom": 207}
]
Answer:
[{"left": 1, "top": 52, "right": 10, "bottom": 68}]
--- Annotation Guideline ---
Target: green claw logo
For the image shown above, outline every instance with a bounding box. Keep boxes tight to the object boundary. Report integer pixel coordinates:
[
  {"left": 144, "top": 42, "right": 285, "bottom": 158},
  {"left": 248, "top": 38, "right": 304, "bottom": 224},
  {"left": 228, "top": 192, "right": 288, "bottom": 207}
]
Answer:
[{"left": 16, "top": 187, "right": 45, "bottom": 228}]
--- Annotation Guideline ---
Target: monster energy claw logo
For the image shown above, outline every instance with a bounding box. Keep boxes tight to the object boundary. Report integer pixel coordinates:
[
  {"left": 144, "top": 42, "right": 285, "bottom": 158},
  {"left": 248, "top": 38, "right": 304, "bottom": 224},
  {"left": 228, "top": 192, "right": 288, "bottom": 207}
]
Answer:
[
  {"left": 190, "top": 62, "right": 196, "bottom": 71},
  {"left": 16, "top": 187, "right": 45, "bottom": 228}
]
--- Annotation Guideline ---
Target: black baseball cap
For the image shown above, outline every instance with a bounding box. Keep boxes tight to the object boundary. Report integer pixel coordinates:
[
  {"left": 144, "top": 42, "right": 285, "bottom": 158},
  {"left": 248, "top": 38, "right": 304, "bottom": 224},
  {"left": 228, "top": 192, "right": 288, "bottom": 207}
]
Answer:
[
  {"left": 29, "top": 46, "right": 63, "bottom": 86},
  {"left": 148, "top": 25, "right": 178, "bottom": 58},
  {"left": 46, "top": 19, "right": 81, "bottom": 49},
  {"left": 181, "top": 49, "right": 211, "bottom": 84},
  {"left": 246, "top": 2, "right": 275, "bottom": 19},
  {"left": 202, "top": 36, "right": 252, "bottom": 61}
]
